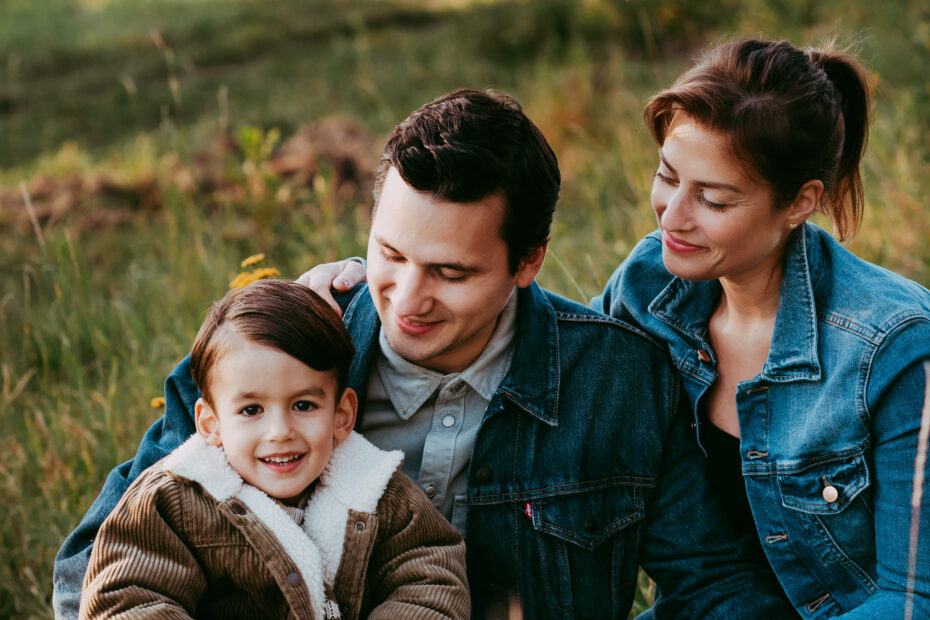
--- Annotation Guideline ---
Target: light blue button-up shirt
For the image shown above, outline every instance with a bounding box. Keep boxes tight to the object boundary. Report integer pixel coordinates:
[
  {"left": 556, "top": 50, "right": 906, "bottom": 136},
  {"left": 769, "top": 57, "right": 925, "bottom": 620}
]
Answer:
[{"left": 357, "top": 291, "right": 517, "bottom": 534}]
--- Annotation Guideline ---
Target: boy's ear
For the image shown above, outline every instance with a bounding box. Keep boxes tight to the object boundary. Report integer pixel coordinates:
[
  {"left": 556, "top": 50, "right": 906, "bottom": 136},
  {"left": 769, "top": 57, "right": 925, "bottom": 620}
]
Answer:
[
  {"left": 195, "top": 398, "right": 223, "bottom": 447},
  {"left": 333, "top": 388, "right": 358, "bottom": 442}
]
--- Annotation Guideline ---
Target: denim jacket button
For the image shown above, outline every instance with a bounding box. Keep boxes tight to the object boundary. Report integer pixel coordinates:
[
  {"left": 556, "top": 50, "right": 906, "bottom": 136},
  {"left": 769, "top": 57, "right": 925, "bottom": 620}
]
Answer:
[
  {"left": 584, "top": 518, "right": 598, "bottom": 534},
  {"left": 697, "top": 349, "right": 711, "bottom": 363},
  {"left": 822, "top": 485, "right": 839, "bottom": 503},
  {"left": 476, "top": 468, "right": 492, "bottom": 483}
]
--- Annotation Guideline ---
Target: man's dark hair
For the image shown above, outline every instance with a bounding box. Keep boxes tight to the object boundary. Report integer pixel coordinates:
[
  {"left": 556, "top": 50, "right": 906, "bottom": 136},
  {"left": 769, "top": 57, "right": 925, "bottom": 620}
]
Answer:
[
  {"left": 190, "top": 279, "right": 355, "bottom": 406},
  {"left": 373, "top": 89, "right": 560, "bottom": 273}
]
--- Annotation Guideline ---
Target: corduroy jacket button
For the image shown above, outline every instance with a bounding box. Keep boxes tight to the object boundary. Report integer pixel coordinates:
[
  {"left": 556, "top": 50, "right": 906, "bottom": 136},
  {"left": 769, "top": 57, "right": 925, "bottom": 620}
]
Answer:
[
  {"left": 230, "top": 502, "right": 247, "bottom": 516},
  {"left": 355, "top": 521, "right": 366, "bottom": 532},
  {"left": 286, "top": 572, "right": 300, "bottom": 586}
]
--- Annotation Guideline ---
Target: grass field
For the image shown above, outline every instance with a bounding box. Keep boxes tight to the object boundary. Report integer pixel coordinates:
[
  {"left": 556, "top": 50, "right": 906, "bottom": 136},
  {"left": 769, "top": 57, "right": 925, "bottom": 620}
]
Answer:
[{"left": 2, "top": 1, "right": 929, "bottom": 617}]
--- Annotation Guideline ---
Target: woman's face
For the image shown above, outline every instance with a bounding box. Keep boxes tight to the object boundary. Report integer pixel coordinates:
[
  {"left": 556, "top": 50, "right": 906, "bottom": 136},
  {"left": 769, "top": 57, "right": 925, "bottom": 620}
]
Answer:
[{"left": 651, "top": 113, "right": 796, "bottom": 284}]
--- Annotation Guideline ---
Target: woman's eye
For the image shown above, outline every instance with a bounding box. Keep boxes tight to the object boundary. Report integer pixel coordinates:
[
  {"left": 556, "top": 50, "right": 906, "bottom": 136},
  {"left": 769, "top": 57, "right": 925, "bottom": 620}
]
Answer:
[
  {"left": 699, "top": 193, "right": 728, "bottom": 211},
  {"left": 240, "top": 405, "right": 262, "bottom": 417},
  {"left": 293, "top": 400, "right": 317, "bottom": 412},
  {"left": 655, "top": 171, "right": 678, "bottom": 186}
]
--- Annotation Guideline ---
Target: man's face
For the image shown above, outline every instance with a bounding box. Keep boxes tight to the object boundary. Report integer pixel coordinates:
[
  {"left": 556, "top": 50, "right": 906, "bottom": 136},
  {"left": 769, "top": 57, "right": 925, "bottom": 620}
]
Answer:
[{"left": 367, "top": 167, "right": 543, "bottom": 374}]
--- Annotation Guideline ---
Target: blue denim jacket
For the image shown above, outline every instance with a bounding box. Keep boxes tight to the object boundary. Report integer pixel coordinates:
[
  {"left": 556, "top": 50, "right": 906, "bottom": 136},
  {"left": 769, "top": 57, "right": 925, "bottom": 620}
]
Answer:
[
  {"left": 592, "top": 224, "right": 930, "bottom": 618},
  {"left": 55, "top": 282, "right": 793, "bottom": 619}
]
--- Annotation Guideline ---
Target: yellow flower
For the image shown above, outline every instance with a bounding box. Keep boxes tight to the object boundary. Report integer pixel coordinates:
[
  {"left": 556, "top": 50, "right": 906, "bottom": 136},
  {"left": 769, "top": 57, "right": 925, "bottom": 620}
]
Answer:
[
  {"left": 150, "top": 397, "right": 166, "bottom": 408},
  {"left": 252, "top": 267, "right": 280, "bottom": 280},
  {"left": 229, "top": 267, "right": 280, "bottom": 289},
  {"left": 240, "top": 253, "right": 266, "bottom": 268}
]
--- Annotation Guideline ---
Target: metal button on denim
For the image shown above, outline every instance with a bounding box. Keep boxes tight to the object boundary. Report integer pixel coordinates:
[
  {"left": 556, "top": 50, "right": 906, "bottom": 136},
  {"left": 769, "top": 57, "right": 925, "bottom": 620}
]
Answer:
[
  {"left": 822, "top": 485, "right": 839, "bottom": 503},
  {"left": 697, "top": 349, "right": 711, "bottom": 362},
  {"left": 584, "top": 518, "right": 598, "bottom": 534},
  {"left": 425, "top": 484, "right": 437, "bottom": 499}
]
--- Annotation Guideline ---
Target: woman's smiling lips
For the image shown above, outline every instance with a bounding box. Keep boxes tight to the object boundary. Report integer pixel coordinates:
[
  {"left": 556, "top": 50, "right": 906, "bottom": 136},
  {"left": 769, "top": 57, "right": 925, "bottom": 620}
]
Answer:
[
  {"left": 258, "top": 452, "right": 305, "bottom": 473},
  {"left": 394, "top": 313, "right": 441, "bottom": 335},
  {"left": 663, "top": 231, "right": 704, "bottom": 253}
]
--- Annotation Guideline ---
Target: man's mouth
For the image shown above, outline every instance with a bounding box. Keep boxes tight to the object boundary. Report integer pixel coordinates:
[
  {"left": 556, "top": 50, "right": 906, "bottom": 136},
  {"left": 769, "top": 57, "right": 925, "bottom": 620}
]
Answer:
[{"left": 395, "top": 313, "right": 441, "bottom": 335}]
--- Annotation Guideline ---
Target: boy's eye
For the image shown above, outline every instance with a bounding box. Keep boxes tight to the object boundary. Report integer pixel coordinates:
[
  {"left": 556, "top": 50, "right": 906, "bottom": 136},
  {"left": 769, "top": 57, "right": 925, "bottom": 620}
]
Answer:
[
  {"left": 239, "top": 404, "right": 262, "bottom": 417},
  {"left": 293, "top": 400, "right": 317, "bottom": 412}
]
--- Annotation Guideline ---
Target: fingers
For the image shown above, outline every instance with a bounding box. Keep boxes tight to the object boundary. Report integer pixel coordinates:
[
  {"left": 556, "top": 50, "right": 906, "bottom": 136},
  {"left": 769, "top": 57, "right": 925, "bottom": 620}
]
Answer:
[
  {"left": 294, "top": 262, "right": 348, "bottom": 315},
  {"left": 332, "top": 259, "right": 367, "bottom": 291}
]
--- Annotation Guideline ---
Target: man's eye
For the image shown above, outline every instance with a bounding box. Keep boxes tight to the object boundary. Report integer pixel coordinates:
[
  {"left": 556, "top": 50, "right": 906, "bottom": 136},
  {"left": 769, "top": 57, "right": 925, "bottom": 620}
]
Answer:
[
  {"left": 437, "top": 270, "right": 467, "bottom": 283},
  {"left": 293, "top": 400, "right": 317, "bottom": 412},
  {"left": 239, "top": 405, "right": 262, "bottom": 417}
]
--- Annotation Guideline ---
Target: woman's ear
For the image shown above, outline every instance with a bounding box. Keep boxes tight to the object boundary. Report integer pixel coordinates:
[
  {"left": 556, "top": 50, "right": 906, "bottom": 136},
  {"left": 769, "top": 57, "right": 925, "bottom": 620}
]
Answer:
[
  {"left": 332, "top": 388, "right": 358, "bottom": 442},
  {"left": 786, "top": 179, "right": 823, "bottom": 228},
  {"left": 195, "top": 398, "right": 223, "bottom": 447}
]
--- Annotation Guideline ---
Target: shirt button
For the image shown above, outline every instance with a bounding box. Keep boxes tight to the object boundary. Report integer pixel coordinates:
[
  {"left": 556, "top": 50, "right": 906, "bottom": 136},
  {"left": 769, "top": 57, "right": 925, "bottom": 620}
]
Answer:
[
  {"left": 424, "top": 484, "right": 437, "bottom": 499},
  {"left": 441, "top": 414, "right": 456, "bottom": 428},
  {"left": 822, "top": 485, "right": 839, "bottom": 503},
  {"left": 286, "top": 572, "right": 300, "bottom": 586},
  {"left": 697, "top": 349, "right": 711, "bottom": 363}
]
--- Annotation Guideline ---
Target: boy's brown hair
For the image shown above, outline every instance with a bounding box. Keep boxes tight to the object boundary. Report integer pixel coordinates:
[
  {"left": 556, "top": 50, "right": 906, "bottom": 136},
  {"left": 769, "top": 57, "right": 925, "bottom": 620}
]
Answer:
[{"left": 190, "top": 279, "right": 355, "bottom": 406}]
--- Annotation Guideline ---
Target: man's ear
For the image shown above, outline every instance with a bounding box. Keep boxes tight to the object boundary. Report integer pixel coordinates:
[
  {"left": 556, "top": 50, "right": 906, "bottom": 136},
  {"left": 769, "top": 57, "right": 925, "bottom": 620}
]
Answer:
[
  {"left": 786, "top": 179, "right": 823, "bottom": 229},
  {"left": 332, "top": 388, "right": 358, "bottom": 442},
  {"left": 195, "top": 398, "right": 223, "bottom": 447},
  {"left": 514, "top": 243, "right": 548, "bottom": 288}
]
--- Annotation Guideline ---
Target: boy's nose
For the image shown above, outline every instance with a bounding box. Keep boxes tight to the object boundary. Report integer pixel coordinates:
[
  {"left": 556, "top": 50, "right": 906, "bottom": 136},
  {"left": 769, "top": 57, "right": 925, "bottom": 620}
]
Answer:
[{"left": 265, "top": 411, "right": 295, "bottom": 441}]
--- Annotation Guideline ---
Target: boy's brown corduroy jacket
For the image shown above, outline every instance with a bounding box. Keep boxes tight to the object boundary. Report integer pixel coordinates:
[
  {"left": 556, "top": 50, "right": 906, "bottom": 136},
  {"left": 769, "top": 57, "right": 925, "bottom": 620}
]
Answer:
[{"left": 80, "top": 432, "right": 469, "bottom": 619}]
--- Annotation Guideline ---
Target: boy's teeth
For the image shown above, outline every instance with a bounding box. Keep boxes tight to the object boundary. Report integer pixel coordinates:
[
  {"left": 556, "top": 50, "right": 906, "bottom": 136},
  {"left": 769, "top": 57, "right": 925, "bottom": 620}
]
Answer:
[{"left": 263, "top": 455, "right": 300, "bottom": 464}]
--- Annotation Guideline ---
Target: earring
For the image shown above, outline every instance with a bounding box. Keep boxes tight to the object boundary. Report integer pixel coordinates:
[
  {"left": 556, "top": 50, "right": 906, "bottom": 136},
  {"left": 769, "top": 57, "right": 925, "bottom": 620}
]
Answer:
[{"left": 788, "top": 222, "right": 798, "bottom": 230}]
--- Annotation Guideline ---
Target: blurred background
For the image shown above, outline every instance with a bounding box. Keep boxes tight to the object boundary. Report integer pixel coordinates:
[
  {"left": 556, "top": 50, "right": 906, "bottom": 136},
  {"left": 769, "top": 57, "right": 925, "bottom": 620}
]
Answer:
[{"left": 2, "top": 0, "right": 928, "bottom": 617}]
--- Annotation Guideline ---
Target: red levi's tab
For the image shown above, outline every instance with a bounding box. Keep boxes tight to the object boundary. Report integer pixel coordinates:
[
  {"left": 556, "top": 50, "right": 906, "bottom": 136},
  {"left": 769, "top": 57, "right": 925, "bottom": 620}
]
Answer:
[{"left": 524, "top": 502, "right": 533, "bottom": 520}]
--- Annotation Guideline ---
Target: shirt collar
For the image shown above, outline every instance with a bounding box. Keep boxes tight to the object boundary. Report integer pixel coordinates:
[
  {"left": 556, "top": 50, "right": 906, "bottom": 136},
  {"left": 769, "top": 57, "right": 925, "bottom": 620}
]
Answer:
[
  {"left": 373, "top": 289, "right": 518, "bottom": 419},
  {"left": 342, "top": 282, "right": 561, "bottom": 426}
]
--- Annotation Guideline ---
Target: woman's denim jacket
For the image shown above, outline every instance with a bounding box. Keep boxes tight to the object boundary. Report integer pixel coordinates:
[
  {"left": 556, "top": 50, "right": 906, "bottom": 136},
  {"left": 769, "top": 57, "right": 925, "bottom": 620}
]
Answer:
[
  {"left": 55, "top": 282, "right": 793, "bottom": 619},
  {"left": 592, "top": 224, "right": 930, "bottom": 618}
]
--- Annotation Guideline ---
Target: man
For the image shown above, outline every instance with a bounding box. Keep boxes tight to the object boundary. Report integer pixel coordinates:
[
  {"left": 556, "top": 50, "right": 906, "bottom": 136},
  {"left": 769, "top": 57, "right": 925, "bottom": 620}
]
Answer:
[{"left": 55, "top": 89, "right": 791, "bottom": 618}]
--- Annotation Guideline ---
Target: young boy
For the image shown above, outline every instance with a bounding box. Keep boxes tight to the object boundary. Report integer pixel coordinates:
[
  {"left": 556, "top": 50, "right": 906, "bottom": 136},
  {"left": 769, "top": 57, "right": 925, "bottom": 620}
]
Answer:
[{"left": 80, "top": 279, "right": 469, "bottom": 619}]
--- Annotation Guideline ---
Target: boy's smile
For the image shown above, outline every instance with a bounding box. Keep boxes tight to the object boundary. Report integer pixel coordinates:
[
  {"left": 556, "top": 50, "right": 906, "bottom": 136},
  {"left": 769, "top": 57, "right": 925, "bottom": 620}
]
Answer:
[{"left": 194, "top": 329, "right": 356, "bottom": 505}]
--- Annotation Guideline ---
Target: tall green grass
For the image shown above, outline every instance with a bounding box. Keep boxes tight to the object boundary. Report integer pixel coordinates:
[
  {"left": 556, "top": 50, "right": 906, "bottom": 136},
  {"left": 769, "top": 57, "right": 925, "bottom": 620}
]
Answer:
[{"left": 2, "top": 1, "right": 929, "bottom": 617}]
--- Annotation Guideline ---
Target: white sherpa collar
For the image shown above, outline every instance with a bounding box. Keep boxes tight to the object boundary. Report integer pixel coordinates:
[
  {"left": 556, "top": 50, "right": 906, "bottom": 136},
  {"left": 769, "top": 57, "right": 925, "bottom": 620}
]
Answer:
[{"left": 163, "top": 431, "right": 404, "bottom": 618}]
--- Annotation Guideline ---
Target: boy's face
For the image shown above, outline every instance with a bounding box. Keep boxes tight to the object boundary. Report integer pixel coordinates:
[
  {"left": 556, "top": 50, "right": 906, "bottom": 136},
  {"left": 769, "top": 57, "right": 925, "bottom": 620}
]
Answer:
[{"left": 194, "top": 329, "right": 356, "bottom": 505}]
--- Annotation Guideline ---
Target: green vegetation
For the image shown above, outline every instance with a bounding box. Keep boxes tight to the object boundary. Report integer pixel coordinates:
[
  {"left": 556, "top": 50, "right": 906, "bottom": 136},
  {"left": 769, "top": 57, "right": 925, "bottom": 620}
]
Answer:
[{"left": 2, "top": 1, "right": 929, "bottom": 617}]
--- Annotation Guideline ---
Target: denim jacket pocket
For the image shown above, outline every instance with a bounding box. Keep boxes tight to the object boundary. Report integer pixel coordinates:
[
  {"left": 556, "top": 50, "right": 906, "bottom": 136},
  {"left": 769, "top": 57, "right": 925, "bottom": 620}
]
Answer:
[
  {"left": 778, "top": 453, "right": 870, "bottom": 514},
  {"left": 527, "top": 484, "right": 646, "bottom": 618},
  {"left": 777, "top": 453, "right": 877, "bottom": 575}
]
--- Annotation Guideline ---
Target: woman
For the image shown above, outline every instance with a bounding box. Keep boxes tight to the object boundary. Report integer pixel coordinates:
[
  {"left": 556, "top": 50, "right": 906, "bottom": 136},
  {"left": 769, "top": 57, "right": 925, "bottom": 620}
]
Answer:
[
  {"left": 592, "top": 39, "right": 930, "bottom": 617},
  {"left": 302, "top": 38, "right": 930, "bottom": 617}
]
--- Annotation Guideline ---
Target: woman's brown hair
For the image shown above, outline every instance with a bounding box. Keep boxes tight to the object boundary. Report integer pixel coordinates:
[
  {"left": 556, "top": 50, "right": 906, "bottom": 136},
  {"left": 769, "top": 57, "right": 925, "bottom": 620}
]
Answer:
[{"left": 644, "top": 38, "right": 871, "bottom": 240}]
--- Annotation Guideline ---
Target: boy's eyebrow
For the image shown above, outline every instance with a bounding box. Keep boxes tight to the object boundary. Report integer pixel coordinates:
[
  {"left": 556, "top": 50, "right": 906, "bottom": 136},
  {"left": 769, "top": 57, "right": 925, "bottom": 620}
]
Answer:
[
  {"left": 375, "top": 236, "right": 482, "bottom": 274},
  {"left": 235, "top": 386, "right": 329, "bottom": 400}
]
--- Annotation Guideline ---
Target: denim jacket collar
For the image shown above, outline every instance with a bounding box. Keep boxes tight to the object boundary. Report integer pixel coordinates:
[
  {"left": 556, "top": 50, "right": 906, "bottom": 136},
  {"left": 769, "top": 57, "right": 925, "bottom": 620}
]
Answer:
[
  {"left": 341, "top": 282, "right": 560, "bottom": 426},
  {"left": 648, "top": 224, "right": 823, "bottom": 382}
]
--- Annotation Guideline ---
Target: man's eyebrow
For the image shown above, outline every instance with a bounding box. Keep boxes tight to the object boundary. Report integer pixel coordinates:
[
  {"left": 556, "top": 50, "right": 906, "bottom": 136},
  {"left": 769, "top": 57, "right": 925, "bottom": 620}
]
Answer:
[
  {"left": 658, "top": 150, "right": 743, "bottom": 193},
  {"left": 375, "top": 237, "right": 482, "bottom": 273}
]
